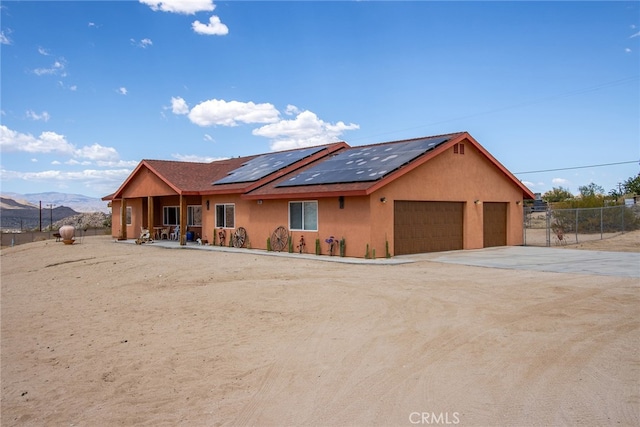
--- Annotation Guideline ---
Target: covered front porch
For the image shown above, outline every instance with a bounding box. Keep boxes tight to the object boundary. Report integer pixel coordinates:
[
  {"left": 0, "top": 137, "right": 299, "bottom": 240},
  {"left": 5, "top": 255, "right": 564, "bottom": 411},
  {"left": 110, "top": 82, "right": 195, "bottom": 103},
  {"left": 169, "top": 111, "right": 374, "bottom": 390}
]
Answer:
[{"left": 115, "top": 194, "right": 203, "bottom": 246}]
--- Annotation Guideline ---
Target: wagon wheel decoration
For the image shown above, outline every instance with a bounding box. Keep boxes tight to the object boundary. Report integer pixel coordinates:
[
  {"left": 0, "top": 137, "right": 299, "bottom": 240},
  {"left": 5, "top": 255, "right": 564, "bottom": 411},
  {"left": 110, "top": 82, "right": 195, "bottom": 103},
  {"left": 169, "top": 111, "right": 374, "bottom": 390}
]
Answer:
[
  {"left": 232, "top": 227, "right": 247, "bottom": 248},
  {"left": 270, "top": 225, "right": 289, "bottom": 252}
]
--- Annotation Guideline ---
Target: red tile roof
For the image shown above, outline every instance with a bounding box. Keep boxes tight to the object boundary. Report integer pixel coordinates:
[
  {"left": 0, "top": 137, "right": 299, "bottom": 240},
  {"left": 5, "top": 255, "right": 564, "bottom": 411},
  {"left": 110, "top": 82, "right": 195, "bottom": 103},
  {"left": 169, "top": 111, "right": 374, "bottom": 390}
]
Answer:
[{"left": 106, "top": 142, "right": 347, "bottom": 199}]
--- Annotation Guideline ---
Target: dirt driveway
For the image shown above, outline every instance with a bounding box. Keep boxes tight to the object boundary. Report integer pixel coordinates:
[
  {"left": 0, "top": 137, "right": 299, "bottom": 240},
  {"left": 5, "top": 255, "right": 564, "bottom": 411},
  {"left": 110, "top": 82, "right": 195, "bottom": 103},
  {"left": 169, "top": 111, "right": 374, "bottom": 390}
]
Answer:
[{"left": 1, "top": 235, "right": 638, "bottom": 426}]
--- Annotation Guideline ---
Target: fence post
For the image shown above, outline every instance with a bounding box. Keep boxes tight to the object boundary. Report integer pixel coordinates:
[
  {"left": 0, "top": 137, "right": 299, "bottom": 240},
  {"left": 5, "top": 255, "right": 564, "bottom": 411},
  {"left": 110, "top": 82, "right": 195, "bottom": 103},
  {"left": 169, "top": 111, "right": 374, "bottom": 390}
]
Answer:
[
  {"left": 622, "top": 205, "right": 625, "bottom": 233},
  {"left": 523, "top": 208, "right": 527, "bottom": 246},
  {"left": 546, "top": 209, "right": 551, "bottom": 247},
  {"left": 575, "top": 208, "right": 579, "bottom": 244},
  {"left": 600, "top": 207, "right": 603, "bottom": 240}
]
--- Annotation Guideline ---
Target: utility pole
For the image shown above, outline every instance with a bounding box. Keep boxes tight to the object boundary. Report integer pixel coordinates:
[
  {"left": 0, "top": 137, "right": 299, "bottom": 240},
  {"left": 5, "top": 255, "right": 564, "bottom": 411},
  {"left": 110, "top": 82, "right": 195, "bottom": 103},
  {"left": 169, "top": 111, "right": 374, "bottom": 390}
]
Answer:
[
  {"left": 46, "top": 204, "right": 54, "bottom": 232},
  {"left": 39, "top": 201, "right": 42, "bottom": 232}
]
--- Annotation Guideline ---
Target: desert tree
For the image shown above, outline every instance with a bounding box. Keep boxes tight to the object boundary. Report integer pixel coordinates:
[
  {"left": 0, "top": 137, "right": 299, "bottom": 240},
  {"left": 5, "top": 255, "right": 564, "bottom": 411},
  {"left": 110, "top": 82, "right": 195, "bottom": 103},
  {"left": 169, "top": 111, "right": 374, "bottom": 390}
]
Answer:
[{"left": 542, "top": 187, "right": 573, "bottom": 203}]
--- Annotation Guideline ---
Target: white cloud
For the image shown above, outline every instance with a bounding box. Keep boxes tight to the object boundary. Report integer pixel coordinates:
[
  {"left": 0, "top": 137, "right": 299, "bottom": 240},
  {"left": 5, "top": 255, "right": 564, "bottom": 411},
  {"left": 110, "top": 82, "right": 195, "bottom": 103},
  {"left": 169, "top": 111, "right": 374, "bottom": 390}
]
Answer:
[
  {"left": 171, "top": 96, "right": 190, "bottom": 115},
  {"left": 131, "top": 38, "right": 153, "bottom": 48},
  {"left": 65, "top": 159, "right": 92, "bottom": 166},
  {"left": 171, "top": 153, "right": 225, "bottom": 162},
  {"left": 187, "top": 99, "right": 280, "bottom": 127},
  {"left": 26, "top": 110, "right": 51, "bottom": 122},
  {"left": 625, "top": 48, "right": 632, "bottom": 53},
  {"left": 203, "top": 134, "right": 214, "bottom": 142},
  {"left": 0, "top": 30, "right": 11, "bottom": 45},
  {"left": 522, "top": 180, "right": 544, "bottom": 189},
  {"left": 174, "top": 98, "right": 358, "bottom": 150},
  {"left": 285, "top": 105, "right": 300, "bottom": 115},
  {"left": 69, "top": 85, "right": 77, "bottom": 91},
  {"left": 117, "top": 87, "right": 128, "bottom": 95},
  {"left": 192, "top": 15, "right": 228, "bottom": 36},
  {"left": 95, "top": 159, "right": 139, "bottom": 168},
  {"left": 33, "top": 59, "right": 66, "bottom": 76},
  {"left": 75, "top": 143, "right": 119, "bottom": 161},
  {"left": 630, "top": 31, "right": 640, "bottom": 38},
  {"left": 140, "top": 0, "right": 215, "bottom": 15},
  {"left": 253, "top": 110, "right": 359, "bottom": 151},
  {"left": 38, "top": 46, "right": 50, "bottom": 56},
  {"left": 0, "top": 125, "right": 120, "bottom": 162},
  {"left": 1, "top": 126, "right": 75, "bottom": 155},
  {"left": 0, "top": 168, "right": 134, "bottom": 188},
  {"left": 552, "top": 177, "right": 571, "bottom": 186}
]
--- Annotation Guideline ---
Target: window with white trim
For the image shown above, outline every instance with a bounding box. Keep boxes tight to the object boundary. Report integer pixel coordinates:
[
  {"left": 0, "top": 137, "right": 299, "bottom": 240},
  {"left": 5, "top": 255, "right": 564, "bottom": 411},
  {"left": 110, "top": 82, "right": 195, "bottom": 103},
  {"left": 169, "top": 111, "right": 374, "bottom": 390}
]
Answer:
[
  {"left": 289, "top": 201, "right": 318, "bottom": 231},
  {"left": 187, "top": 205, "right": 202, "bottom": 226},
  {"left": 163, "top": 206, "right": 179, "bottom": 226},
  {"left": 215, "top": 204, "right": 235, "bottom": 228}
]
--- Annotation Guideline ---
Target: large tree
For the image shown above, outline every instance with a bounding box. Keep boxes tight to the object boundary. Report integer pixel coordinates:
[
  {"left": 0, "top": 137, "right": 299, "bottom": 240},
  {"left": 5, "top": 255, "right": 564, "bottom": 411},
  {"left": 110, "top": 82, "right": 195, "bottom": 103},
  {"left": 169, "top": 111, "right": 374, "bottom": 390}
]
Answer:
[
  {"left": 622, "top": 173, "right": 640, "bottom": 195},
  {"left": 578, "top": 182, "right": 605, "bottom": 198},
  {"left": 542, "top": 187, "right": 573, "bottom": 203}
]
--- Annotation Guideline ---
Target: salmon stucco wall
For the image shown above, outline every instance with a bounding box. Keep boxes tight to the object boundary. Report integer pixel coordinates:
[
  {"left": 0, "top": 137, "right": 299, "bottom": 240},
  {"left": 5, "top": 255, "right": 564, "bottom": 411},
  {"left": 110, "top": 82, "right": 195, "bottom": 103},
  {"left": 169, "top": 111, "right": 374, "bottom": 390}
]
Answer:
[
  {"left": 239, "top": 196, "right": 372, "bottom": 257},
  {"left": 109, "top": 198, "right": 144, "bottom": 239},
  {"left": 200, "top": 195, "right": 247, "bottom": 245},
  {"left": 111, "top": 200, "right": 122, "bottom": 238},
  {"left": 371, "top": 139, "right": 525, "bottom": 255},
  {"left": 120, "top": 166, "right": 176, "bottom": 198}
]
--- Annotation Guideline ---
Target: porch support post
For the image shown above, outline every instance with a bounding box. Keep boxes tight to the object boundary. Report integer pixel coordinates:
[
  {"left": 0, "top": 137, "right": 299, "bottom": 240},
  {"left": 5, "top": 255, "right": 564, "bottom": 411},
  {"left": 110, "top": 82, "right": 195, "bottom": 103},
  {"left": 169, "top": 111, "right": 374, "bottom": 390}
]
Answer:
[
  {"left": 147, "top": 196, "right": 154, "bottom": 238},
  {"left": 119, "top": 198, "right": 128, "bottom": 240},
  {"left": 179, "top": 194, "right": 187, "bottom": 246}
]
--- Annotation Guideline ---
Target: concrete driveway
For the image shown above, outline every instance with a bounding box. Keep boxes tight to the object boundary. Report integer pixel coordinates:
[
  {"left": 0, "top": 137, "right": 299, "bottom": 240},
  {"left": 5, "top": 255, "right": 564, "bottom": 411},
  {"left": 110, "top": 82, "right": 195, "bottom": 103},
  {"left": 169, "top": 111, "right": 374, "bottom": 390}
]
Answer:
[{"left": 424, "top": 246, "right": 640, "bottom": 278}]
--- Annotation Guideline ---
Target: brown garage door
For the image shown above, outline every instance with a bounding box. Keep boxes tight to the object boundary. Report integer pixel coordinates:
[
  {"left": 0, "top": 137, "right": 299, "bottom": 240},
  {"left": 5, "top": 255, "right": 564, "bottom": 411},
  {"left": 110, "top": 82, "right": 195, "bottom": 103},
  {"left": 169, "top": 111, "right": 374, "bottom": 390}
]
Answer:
[
  {"left": 483, "top": 202, "right": 507, "bottom": 247},
  {"left": 394, "top": 201, "right": 464, "bottom": 255}
]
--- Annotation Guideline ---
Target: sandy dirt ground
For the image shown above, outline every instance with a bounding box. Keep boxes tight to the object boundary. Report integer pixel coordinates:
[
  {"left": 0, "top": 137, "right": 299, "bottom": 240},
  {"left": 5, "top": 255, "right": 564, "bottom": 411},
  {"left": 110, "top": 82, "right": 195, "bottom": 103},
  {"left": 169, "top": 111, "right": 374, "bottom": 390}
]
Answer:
[{"left": 2, "top": 233, "right": 639, "bottom": 426}]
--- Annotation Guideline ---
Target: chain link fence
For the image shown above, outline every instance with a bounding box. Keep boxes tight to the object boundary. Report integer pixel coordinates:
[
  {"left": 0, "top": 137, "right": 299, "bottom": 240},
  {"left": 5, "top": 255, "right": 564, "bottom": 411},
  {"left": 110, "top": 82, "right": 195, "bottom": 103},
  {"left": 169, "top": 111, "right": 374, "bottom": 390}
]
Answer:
[{"left": 524, "top": 205, "right": 640, "bottom": 247}]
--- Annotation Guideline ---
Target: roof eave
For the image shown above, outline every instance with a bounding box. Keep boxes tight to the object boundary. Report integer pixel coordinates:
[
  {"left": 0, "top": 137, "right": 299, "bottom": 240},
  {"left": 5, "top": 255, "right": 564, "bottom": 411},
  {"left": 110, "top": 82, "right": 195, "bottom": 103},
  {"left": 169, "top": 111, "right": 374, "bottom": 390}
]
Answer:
[
  {"left": 109, "top": 160, "right": 183, "bottom": 200},
  {"left": 243, "top": 188, "right": 369, "bottom": 200}
]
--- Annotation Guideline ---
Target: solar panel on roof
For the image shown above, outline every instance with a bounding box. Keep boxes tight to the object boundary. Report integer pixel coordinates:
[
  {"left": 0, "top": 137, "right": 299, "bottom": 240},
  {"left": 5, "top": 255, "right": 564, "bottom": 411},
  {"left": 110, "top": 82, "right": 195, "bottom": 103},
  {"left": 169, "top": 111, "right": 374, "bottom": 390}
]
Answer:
[
  {"left": 213, "top": 146, "right": 327, "bottom": 185},
  {"left": 276, "top": 136, "right": 450, "bottom": 187}
]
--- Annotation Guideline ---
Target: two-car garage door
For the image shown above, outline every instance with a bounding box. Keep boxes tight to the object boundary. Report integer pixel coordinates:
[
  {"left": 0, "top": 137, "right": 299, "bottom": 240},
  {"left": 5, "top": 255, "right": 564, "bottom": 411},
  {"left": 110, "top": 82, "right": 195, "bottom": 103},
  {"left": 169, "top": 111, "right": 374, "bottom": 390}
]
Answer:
[
  {"left": 394, "top": 201, "right": 508, "bottom": 255},
  {"left": 394, "top": 201, "right": 464, "bottom": 255}
]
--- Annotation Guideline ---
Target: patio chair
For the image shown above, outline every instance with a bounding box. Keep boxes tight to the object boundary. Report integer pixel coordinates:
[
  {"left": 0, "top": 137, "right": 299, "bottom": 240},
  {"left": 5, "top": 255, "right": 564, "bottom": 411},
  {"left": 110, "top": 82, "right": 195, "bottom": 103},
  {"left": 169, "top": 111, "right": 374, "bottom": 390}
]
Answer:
[
  {"left": 160, "top": 227, "right": 170, "bottom": 240},
  {"left": 137, "top": 227, "right": 151, "bottom": 244},
  {"left": 170, "top": 225, "right": 180, "bottom": 240}
]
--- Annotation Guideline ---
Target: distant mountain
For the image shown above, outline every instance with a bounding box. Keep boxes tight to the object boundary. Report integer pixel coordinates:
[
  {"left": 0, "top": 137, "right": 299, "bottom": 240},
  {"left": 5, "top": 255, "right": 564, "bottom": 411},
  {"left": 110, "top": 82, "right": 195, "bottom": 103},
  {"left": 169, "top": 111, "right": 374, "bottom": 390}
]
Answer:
[
  {"left": 1, "top": 192, "right": 110, "bottom": 213},
  {"left": 0, "top": 199, "right": 79, "bottom": 231},
  {"left": 0, "top": 192, "right": 111, "bottom": 231}
]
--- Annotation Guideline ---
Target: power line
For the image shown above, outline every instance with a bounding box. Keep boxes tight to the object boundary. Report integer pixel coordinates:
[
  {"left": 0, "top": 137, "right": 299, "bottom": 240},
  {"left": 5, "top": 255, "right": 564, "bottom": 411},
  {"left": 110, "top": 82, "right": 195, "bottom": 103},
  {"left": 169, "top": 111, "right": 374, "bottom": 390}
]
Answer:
[{"left": 515, "top": 160, "right": 639, "bottom": 175}]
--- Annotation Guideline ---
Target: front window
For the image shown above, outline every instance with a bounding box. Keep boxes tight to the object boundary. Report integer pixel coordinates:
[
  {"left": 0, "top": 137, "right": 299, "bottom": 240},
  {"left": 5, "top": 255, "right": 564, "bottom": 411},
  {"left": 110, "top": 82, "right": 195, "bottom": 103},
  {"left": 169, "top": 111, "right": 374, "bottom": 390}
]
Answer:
[
  {"left": 125, "top": 206, "right": 132, "bottom": 225},
  {"left": 215, "top": 204, "right": 235, "bottom": 228},
  {"left": 187, "top": 205, "right": 202, "bottom": 226},
  {"left": 289, "top": 201, "right": 318, "bottom": 231},
  {"left": 163, "top": 206, "right": 179, "bottom": 226}
]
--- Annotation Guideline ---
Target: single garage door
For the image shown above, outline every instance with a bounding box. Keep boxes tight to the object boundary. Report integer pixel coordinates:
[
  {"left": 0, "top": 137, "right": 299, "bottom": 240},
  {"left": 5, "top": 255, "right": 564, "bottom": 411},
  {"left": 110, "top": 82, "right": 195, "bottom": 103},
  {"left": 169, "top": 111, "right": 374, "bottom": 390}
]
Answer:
[
  {"left": 483, "top": 202, "right": 507, "bottom": 247},
  {"left": 394, "top": 201, "right": 464, "bottom": 255}
]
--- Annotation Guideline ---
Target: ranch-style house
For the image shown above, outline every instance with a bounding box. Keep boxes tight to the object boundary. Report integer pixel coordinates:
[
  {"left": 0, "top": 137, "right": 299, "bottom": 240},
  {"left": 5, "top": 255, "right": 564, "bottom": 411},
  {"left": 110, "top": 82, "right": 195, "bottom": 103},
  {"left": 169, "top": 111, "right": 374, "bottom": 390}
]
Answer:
[{"left": 103, "top": 131, "right": 535, "bottom": 257}]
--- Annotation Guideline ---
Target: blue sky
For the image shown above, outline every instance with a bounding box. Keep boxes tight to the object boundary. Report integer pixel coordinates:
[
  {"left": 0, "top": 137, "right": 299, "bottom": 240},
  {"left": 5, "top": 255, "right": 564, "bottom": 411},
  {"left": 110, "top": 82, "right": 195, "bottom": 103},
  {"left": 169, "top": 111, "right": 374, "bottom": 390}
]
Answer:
[{"left": 1, "top": 0, "right": 638, "bottom": 199}]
